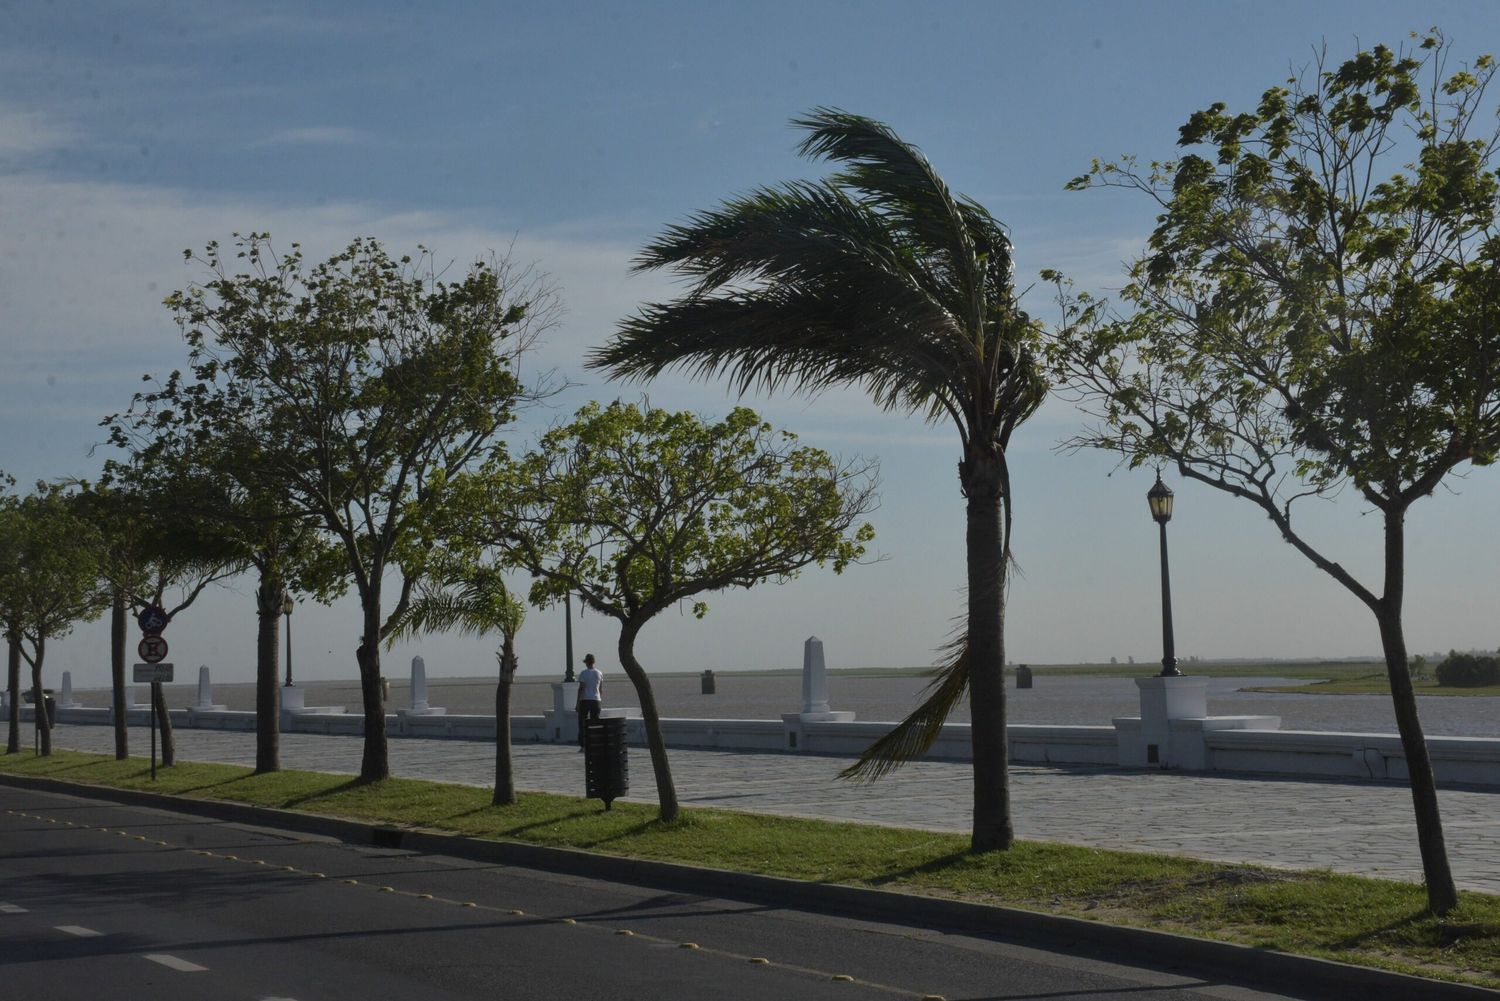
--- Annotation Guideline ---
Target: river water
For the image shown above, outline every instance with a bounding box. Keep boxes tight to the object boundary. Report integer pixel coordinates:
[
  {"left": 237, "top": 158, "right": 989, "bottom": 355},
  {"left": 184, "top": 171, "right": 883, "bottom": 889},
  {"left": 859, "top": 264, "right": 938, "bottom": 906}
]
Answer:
[{"left": 77, "top": 671, "right": 1499, "bottom": 738}]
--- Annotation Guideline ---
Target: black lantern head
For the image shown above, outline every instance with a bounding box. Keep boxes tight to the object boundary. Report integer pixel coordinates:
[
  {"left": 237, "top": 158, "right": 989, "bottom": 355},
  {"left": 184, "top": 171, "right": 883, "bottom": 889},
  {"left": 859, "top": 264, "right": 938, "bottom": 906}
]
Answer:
[
  {"left": 1147, "top": 475, "right": 1174, "bottom": 524},
  {"left": 283, "top": 595, "right": 294, "bottom": 615}
]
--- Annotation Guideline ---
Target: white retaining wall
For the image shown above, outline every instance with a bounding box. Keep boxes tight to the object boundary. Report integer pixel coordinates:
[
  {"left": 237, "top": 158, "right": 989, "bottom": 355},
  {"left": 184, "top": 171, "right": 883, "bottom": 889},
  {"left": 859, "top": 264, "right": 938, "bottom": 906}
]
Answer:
[{"left": 18, "top": 703, "right": 1500, "bottom": 789}]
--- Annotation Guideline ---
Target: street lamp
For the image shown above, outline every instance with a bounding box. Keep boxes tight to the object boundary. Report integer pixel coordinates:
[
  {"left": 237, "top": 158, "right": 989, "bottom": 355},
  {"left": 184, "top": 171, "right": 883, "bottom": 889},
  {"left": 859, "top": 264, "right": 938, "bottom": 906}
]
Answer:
[
  {"left": 1147, "top": 475, "right": 1181, "bottom": 678},
  {"left": 563, "top": 592, "right": 576, "bottom": 683},
  {"left": 282, "top": 595, "right": 295, "bottom": 687}
]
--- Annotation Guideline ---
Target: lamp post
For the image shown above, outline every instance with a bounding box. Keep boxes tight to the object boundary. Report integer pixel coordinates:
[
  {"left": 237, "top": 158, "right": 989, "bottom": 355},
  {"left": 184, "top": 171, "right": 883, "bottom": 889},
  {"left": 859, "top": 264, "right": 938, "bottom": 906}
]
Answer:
[
  {"left": 282, "top": 595, "right": 295, "bottom": 687},
  {"left": 563, "top": 592, "right": 575, "bottom": 683},
  {"left": 1147, "top": 475, "right": 1181, "bottom": 678}
]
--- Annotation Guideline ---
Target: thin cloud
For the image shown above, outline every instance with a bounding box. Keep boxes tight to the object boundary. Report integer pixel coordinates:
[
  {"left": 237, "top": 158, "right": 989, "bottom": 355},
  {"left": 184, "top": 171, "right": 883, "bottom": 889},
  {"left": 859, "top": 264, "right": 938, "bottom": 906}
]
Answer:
[
  {"left": 250, "top": 126, "right": 372, "bottom": 148},
  {"left": 0, "top": 104, "right": 74, "bottom": 157}
]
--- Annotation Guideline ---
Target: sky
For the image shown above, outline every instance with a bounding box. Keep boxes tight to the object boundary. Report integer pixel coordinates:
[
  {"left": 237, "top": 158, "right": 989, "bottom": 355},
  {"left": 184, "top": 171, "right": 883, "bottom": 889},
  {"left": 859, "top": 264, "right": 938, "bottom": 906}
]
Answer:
[{"left": 4, "top": 1, "right": 1500, "bottom": 690}]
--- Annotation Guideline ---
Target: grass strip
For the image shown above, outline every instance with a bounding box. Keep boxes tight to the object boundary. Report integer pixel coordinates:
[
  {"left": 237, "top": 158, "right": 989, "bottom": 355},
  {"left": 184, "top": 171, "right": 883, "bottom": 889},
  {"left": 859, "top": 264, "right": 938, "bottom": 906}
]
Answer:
[{"left": 2, "top": 748, "right": 1496, "bottom": 989}]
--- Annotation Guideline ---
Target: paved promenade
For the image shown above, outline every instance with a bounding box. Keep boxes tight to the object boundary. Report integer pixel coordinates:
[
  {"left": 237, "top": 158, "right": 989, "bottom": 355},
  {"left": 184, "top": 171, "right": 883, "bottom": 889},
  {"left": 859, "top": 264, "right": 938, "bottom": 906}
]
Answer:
[{"left": 48, "top": 722, "right": 1500, "bottom": 895}]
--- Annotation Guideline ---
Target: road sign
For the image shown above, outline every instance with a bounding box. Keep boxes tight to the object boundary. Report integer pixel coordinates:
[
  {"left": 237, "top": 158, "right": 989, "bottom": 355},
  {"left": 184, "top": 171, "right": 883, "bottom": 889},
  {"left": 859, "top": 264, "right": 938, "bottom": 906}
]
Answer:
[
  {"left": 133, "top": 663, "right": 174, "bottom": 683},
  {"left": 137, "top": 605, "right": 168, "bottom": 634},
  {"left": 138, "top": 635, "right": 169, "bottom": 664}
]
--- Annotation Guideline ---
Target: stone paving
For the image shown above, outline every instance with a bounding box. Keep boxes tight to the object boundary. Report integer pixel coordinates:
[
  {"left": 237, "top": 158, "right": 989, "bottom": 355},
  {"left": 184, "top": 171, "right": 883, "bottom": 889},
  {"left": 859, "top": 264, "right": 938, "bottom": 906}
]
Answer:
[{"left": 47, "top": 723, "right": 1500, "bottom": 895}]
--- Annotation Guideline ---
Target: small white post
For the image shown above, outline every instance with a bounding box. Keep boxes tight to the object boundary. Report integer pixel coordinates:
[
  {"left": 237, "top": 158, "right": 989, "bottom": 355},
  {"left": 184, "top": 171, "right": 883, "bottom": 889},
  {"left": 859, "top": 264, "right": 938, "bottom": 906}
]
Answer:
[
  {"left": 59, "top": 671, "right": 81, "bottom": 708},
  {"left": 801, "top": 636, "right": 830, "bottom": 714},
  {"left": 190, "top": 665, "right": 226, "bottom": 712},
  {"left": 410, "top": 655, "right": 430, "bottom": 711},
  {"left": 783, "top": 635, "right": 853, "bottom": 749},
  {"left": 397, "top": 655, "right": 446, "bottom": 717}
]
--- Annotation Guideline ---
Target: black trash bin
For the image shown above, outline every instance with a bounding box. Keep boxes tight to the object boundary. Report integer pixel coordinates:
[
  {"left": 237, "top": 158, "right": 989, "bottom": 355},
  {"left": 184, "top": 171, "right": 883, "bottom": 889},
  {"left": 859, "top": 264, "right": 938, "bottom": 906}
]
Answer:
[
  {"left": 1015, "top": 665, "right": 1033, "bottom": 689},
  {"left": 583, "top": 717, "right": 629, "bottom": 809},
  {"left": 43, "top": 696, "right": 56, "bottom": 726}
]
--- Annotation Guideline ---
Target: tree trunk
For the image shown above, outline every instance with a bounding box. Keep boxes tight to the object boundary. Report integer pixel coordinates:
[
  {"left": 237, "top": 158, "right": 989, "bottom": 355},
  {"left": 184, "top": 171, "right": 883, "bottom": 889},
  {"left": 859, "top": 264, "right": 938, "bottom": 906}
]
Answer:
[
  {"left": 1377, "top": 510, "right": 1458, "bottom": 913},
  {"left": 152, "top": 681, "right": 175, "bottom": 767},
  {"left": 31, "top": 637, "right": 50, "bottom": 757},
  {"left": 255, "top": 571, "right": 283, "bottom": 774},
  {"left": 6, "top": 631, "right": 20, "bottom": 755},
  {"left": 961, "top": 446, "right": 1013, "bottom": 852},
  {"left": 493, "top": 641, "right": 516, "bottom": 806},
  {"left": 618, "top": 622, "right": 678, "bottom": 821},
  {"left": 110, "top": 587, "right": 128, "bottom": 759},
  {"left": 356, "top": 594, "right": 389, "bottom": 783}
]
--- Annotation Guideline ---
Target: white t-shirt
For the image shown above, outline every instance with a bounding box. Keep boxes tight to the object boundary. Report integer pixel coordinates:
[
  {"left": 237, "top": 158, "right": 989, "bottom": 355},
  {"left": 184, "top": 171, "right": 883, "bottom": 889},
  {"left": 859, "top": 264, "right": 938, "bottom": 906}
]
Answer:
[{"left": 578, "top": 666, "right": 603, "bottom": 702}]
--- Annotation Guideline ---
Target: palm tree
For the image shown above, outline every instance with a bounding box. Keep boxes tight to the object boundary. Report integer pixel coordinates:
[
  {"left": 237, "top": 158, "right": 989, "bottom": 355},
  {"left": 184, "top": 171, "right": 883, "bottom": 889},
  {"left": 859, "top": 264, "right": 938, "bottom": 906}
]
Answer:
[
  {"left": 386, "top": 563, "right": 526, "bottom": 805},
  {"left": 591, "top": 108, "right": 1046, "bottom": 851}
]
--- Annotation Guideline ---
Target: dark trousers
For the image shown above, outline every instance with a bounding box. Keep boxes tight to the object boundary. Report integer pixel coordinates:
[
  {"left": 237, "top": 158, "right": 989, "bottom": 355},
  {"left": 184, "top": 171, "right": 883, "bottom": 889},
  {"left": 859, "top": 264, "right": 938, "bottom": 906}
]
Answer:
[{"left": 577, "top": 699, "right": 601, "bottom": 746}]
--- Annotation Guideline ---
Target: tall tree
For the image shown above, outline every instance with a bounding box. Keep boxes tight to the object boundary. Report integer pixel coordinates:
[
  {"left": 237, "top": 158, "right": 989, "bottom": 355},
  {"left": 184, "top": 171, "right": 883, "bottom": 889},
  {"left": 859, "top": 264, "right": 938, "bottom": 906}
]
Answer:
[
  {"left": 153, "top": 234, "right": 554, "bottom": 782},
  {"left": 104, "top": 407, "right": 335, "bottom": 775},
  {"left": 1, "top": 485, "right": 107, "bottom": 756},
  {"left": 591, "top": 110, "right": 1045, "bottom": 847},
  {"left": 1049, "top": 31, "right": 1498, "bottom": 914},
  {"left": 462, "top": 401, "right": 876, "bottom": 820},
  {"left": 386, "top": 558, "right": 526, "bottom": 805},
  {"left": 79, "top": 474, "right": 243, "bottom": 763}
]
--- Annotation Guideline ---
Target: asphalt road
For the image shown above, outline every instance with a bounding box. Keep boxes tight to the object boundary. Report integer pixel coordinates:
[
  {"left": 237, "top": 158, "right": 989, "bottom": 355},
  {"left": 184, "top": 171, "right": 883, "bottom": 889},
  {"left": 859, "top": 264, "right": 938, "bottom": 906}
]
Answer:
[{"left": 0, "top": 785, "right": 1319, "bottom": 1001}]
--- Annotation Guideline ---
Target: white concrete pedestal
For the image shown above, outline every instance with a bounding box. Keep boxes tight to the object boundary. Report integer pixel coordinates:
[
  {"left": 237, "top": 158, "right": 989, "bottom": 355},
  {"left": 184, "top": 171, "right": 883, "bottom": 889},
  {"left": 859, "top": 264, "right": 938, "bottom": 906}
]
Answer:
[
  {"left": 781, "top": 710, "right": 857, "bottom": 751},
  {"left": 1115, "top": 676, "right": 1206, "bottom": 768},
  {"left": 1115, "top": 676, "right": 1281, "bottom": 769},
  {"left": 544, "top": 681, "right": 581, "bottom": 743}
]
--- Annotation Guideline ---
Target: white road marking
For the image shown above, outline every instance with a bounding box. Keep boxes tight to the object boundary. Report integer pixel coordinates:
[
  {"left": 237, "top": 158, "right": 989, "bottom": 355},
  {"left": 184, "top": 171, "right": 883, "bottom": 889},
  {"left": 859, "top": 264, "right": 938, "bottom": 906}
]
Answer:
[
  {"left": 56, "top": 925, "right": 102, "bottom": 937},
  {"left": 0, "top": 903, "right": 28, "bottom": 914},
  {"left": 144, "top": 953, "right": 208, "bottom": 972}
]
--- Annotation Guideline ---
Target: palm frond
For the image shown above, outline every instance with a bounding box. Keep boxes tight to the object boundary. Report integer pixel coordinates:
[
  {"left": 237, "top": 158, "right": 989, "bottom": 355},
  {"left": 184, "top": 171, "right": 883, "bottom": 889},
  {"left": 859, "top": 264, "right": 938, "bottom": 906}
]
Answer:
[
  {"left": 385, "top": 565, "right": 524, "bottom": 647},
  {"left": 792, "top": 108, "right": 979, "bottom": 285},
  {"left": 593, "top": 108, "right": 1045, "bottom": 455},
  {"left": 839, "top": 630, "right": 969, "bottom": 783},
  {"left": 601, "top": 282, "right": 972, "bottom": 422}
]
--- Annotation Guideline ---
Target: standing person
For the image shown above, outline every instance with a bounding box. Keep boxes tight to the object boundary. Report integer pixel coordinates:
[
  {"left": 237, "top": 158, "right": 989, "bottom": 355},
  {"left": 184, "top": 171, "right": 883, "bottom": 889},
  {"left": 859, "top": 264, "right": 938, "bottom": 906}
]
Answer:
[{"left": 576, "top": 653, "right": 603, "bottom": 750}]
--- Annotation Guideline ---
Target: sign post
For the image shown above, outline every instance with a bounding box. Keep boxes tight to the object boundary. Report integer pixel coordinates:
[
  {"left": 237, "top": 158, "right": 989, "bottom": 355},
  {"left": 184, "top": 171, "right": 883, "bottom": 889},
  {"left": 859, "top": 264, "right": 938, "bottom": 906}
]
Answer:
[
  {"left": 135, "top": 605, "right": 170, "bottom": 779},
  {"left": 133, "top": 663, "right": 173, "bottom": 780}
]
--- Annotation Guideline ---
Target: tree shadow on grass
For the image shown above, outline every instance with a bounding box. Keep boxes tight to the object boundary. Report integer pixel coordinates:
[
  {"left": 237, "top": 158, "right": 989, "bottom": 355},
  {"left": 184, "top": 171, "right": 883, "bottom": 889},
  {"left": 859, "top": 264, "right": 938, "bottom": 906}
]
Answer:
[
  {"left": 572, "top": 818, "right": 665, "bottom": 848},
  {"left": 862, "top": 850, "right": 973, "bottom": 886},
  {"left": 1325, "top": 908, "right": 1446, "bottom": 951},
  {"left": 476, "top": 806, "right": 616, "bottom": 840},
  {"left": 277, "top": 777, "right": 368, "bottom": 809},
  {"left": 4, "top": 754, "right": 99, "bottom": 776},
  {"left": 133, "top": 769, "right": 270, "bottom": 797}
]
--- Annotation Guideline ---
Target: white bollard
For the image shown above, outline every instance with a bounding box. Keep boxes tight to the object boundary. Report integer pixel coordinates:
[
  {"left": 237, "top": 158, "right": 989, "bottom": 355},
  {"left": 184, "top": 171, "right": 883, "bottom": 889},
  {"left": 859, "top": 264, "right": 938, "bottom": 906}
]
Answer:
[
  {"left": 399, "top": 656, "right": 445, "bottom": 716},
  {"left": 801, "top": 636, "right": 831, "bottom": 714},
  {"left": 410, "top": 655, "right": 430, "bottom": 711},
  {"left": 782, "top": 635, "right": 854, "bottom": 750},
  {"left": 190, "top": 665, "right": 227, "bottom": 712},
  {"left": 59, "top": 671, "right": 81, "bottom": 708}
]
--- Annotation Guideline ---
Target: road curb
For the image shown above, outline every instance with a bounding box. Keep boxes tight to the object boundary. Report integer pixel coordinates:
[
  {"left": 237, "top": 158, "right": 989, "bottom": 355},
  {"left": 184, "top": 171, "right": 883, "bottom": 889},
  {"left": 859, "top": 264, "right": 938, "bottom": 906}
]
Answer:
[{"left": 1, "top": 771, "right": 1494, "bottom": 1001}]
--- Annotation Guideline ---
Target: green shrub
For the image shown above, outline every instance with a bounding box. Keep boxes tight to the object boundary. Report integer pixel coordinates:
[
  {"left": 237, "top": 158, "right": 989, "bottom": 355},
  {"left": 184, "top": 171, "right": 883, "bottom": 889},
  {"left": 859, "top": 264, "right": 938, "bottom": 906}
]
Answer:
[{"left": 1435, "top": 651, "right": 1500, "bottom": 687}]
